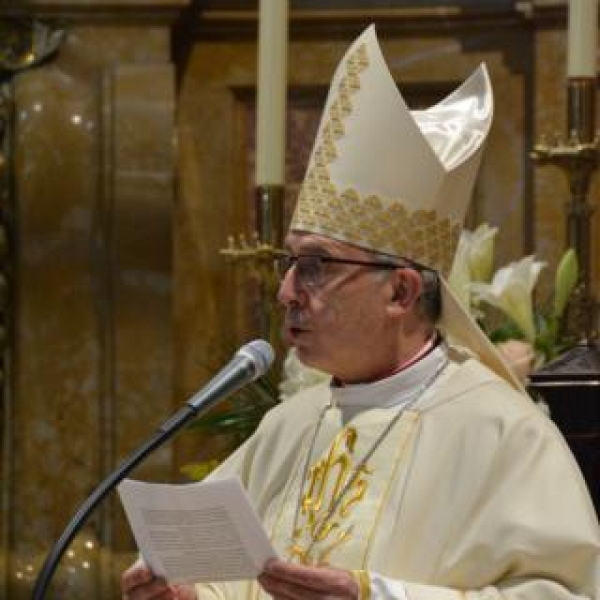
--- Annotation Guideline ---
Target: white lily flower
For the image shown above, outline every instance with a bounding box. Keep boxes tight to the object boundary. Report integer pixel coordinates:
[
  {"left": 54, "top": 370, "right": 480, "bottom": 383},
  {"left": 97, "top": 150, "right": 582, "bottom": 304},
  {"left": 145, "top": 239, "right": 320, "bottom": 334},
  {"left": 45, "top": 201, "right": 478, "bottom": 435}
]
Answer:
[
  {"left": 448, "top": 232, "right": 473, "bottom": 311},
  {"left": 279, "top": 348, "right": 329, "bottom": 400},
  {"left": 471, "top": 255, "right": 546, "bottom": 342},
  {"left": 468, "top": 222, "right": 498, "bottom": 283},
  {"left": 448, "top": 223, "right": 498, "bottom": 315}
]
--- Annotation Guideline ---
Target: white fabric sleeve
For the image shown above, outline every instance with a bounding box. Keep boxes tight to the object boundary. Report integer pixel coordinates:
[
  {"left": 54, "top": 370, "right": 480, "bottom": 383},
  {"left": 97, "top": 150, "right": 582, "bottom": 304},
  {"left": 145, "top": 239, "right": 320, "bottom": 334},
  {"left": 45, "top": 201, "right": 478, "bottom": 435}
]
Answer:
[{"left": 370, "top": 572, "right": 409, "bottom": 600}]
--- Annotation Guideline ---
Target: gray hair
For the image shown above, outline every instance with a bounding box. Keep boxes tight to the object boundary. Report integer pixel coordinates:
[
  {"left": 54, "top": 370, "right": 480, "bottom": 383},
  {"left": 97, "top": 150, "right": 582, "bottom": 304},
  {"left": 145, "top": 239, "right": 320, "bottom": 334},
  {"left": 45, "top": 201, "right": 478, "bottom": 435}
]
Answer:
[{"left": 366, "top": 250, "right": 442, "bottom": 323}]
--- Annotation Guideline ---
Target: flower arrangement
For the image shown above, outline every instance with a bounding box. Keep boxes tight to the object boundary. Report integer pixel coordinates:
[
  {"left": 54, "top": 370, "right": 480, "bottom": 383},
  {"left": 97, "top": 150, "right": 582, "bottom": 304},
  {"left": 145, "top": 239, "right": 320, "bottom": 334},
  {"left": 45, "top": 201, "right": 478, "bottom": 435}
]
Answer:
[
  {"left": 448, "top": 223, "right": 579, "bottom": 382},
  {"left": 179, "top": 369, "right": 280, "bottom": 481},
  {"left": 180, "top": 351, "right": 330, "bottom": 481}
]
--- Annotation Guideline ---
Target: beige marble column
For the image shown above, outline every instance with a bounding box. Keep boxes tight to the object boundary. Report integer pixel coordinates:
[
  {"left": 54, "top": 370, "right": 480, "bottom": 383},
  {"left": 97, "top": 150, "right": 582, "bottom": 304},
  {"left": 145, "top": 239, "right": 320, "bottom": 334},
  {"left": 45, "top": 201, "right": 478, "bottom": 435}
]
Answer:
[{"left": 0, "top": 3, "right": 186, "bottom": 599}]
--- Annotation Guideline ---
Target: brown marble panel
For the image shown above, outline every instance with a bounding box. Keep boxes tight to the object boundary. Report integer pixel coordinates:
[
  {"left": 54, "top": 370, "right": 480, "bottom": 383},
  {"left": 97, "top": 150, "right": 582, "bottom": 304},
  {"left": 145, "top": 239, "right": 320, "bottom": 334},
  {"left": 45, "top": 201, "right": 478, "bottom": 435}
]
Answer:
[
  {"left": 11, "top": 58, "right": 105, "bottom": 600},
  {"left": 105, "top": 62, "right": 176, "bottom": 593},
  {"left": 5, "top": 24, "right": 175, "bottom": 600},
  {"left": 175, "top": 42, "right": 257, "bottom": 471}
]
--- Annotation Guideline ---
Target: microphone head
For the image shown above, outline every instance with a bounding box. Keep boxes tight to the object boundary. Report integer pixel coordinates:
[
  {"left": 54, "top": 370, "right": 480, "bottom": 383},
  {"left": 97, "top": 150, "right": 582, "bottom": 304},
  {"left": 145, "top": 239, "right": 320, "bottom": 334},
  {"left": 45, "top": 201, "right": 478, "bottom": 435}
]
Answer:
[{"left": 237, "top": 339, "right": 275, "bottom": 380}]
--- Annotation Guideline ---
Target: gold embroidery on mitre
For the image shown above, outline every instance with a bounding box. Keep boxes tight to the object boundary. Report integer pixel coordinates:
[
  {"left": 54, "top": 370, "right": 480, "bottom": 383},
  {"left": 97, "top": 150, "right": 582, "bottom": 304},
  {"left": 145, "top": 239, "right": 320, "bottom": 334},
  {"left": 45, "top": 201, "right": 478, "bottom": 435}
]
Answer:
[
  {"left": 291, "top": 41, "right": 461, "bottom": 274},
  {"left": 288, "top": 427, "right": 372, "bottom": 566}
]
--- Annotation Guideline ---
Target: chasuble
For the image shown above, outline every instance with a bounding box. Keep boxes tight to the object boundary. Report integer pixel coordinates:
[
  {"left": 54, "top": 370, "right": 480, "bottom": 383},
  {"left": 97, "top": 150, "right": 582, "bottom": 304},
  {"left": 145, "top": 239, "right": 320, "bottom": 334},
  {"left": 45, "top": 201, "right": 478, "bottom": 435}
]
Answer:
[{"left": 195, "top": 345, "right": 600, "bottom": 600}]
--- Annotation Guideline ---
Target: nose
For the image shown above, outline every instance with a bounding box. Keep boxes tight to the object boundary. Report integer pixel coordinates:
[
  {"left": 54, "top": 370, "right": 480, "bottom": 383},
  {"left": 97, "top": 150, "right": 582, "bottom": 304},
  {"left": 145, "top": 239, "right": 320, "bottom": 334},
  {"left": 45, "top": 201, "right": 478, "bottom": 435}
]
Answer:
[{"left": 277, "top": 266, "right": 305, "bottom": 308}]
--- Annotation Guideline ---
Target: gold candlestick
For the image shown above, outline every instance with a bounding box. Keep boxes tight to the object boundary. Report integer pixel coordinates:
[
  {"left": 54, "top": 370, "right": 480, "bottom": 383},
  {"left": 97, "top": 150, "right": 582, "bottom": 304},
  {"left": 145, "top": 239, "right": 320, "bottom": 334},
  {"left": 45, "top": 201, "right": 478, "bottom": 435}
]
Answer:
[
  {"left": 531, "top": 77, "right": 598, "bottom": 342},
  {"left": 220, "top": 185, "right": 286, "bottom": 350},
  {"left": 255, "top": 184, "right": 285, "bottom": 249},
  {"left": 221, "top": 0, "right": 288, "bottom": 352}
]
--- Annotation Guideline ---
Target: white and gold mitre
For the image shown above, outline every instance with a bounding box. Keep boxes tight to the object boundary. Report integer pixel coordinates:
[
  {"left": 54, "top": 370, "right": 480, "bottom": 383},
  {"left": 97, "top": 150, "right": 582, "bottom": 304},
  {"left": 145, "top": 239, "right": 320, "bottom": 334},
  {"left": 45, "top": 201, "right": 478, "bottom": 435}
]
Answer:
[
  {"left": 291, "top": 25, "right": 525, "bottom": 392},
  {"left": 291, "top": 24, "right": 493, "bottom": 276}
]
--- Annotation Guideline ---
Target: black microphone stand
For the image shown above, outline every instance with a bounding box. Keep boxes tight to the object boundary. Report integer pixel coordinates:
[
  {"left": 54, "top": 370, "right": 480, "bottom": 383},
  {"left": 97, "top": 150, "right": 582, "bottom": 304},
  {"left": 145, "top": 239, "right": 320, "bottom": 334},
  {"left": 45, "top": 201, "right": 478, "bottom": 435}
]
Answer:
[
  {"left": 30, "top": 345, "right": 267, "bottom": 600},
  {"left": 30, "top": 402, "right": 198, "bottom": 600}
]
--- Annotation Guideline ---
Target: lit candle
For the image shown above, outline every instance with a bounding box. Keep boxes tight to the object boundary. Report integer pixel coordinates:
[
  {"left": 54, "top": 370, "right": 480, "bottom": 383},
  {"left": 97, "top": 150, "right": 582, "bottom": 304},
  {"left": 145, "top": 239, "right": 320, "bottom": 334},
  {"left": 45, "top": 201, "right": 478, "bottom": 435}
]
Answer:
[
  {"left": 567, "top": 0, "right": 598, "bottom": 78},
  {"left": 256, "top": 0, "right": 289, "bottom": 185}
]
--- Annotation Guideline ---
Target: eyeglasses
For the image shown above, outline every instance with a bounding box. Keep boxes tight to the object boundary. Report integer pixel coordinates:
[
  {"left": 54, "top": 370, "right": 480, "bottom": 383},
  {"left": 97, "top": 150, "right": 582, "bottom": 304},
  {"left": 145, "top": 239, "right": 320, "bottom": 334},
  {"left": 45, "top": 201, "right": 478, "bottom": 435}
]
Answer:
[{"left": 275, "top": 253, "right": 399, "bottom": 289}]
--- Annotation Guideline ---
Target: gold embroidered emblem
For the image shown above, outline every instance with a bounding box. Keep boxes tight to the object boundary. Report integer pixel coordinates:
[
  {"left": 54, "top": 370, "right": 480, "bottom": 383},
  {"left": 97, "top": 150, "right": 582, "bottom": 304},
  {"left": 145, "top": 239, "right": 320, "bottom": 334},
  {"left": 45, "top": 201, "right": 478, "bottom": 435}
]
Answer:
[{"left": 288, "top": 427, "right": 372, "bottom": 566}]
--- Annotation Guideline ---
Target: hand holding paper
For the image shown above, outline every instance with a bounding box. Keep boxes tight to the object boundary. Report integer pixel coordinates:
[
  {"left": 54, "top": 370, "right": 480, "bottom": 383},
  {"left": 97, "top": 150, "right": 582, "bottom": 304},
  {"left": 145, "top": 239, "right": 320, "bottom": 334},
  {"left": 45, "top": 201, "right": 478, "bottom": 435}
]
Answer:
[{"left": 118, "top": 476, "right": 278, "bottom": 584}]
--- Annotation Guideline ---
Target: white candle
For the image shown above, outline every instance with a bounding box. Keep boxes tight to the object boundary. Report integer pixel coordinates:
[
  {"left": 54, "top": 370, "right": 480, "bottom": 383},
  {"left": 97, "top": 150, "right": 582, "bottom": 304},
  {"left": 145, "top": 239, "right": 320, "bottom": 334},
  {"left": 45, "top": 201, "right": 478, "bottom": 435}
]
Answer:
[
  {"left": 567, "top": 0, "right": 598, "bottom": 77},
  {"left": 256, "top": 0, "right": 289, "bottom": 185}
]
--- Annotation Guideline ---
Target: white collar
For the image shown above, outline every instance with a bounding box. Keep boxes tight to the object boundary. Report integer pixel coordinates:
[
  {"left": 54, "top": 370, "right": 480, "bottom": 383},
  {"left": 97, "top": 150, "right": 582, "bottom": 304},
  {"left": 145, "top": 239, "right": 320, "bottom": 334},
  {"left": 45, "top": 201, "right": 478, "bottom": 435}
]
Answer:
[{"left": 330, "top": 343, "right": 448, "bottom": 416}]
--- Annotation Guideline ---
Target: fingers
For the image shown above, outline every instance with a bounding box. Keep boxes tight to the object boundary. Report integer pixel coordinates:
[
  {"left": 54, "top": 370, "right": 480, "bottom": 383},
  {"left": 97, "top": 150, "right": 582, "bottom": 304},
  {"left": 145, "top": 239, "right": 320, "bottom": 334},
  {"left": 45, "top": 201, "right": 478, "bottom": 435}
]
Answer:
[
  {"left": 169, "top": 584, "right": 200, "bottom": 600},
  {"left": 121, "top": 563, "right": 171, "bottom": 600},
  {"left": 259, "top": 560, "right": 359, "bottom": 600},
  {"left": 122, "top": 561, "right": 154, "bottom": 591},
  {"left": 259, "top": 572, "right": 322, "bottom": 600}
]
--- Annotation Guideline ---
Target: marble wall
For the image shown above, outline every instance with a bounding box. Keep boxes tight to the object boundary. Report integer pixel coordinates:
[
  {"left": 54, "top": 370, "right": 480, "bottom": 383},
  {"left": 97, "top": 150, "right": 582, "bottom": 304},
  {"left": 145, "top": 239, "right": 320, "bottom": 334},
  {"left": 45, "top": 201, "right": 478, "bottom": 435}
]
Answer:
[{"left": 1, "top": 4, "right": 182, "bottom": 599}]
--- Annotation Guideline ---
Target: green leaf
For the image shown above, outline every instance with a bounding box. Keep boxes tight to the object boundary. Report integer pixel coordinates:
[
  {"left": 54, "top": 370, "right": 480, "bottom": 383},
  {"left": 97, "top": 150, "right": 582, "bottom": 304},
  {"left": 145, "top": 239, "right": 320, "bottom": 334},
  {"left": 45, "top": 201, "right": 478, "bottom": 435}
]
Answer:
[
  {"left": 180, "top": 459, "right": 221, "bottom": 481},
  {"left": 185, "top": 374, "right": 280, "bottom": 437},
  {"left": 553, "top": 248, "right": 579, "bottom": 319},
  {"left": 489, "top": 320, "right": 526, "bottom": 343}
]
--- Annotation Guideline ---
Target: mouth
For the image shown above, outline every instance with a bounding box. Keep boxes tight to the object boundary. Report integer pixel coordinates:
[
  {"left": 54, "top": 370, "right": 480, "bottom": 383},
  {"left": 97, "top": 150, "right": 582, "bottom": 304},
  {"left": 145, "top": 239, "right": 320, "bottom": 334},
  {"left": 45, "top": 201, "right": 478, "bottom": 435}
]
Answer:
[
  {"left": 283, "top": 308, "right": 312, "bottom": 342},
  {"left": 283, "top": 323, "right": 310, "bottom": 343}
]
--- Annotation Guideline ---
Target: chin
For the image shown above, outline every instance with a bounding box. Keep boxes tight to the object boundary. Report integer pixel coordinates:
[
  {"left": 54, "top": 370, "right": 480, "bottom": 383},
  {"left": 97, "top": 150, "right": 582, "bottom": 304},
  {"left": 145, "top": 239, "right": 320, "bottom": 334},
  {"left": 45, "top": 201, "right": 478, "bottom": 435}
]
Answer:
[
  {"left": 295, "top": 347, "right": 337, "bottom": 377},
  {"left": 294, "top": 345, "right": 323, "bottom": 368}
]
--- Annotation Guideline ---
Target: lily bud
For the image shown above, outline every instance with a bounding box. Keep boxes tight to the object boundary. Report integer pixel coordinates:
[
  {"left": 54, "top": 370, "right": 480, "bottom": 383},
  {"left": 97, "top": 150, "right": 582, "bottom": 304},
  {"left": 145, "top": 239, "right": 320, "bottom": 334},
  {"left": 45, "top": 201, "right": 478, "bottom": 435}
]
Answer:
[{"left": 552, "top": 248, "right": 579, "bottom": 319}]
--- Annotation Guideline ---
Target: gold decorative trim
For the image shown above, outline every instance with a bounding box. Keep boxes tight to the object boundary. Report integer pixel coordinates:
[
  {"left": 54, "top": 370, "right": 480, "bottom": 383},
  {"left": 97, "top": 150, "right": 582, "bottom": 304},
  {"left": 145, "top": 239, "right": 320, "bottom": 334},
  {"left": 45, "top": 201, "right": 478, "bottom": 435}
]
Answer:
[
  {"left": 361, "top": 411, "right": 420, "bottom": 567},
  {"left": 352, "top": 569, "right": 372, "bottom": 600},
  {"left": 290, "top": 41, "right": 460, "bottom": 274}
]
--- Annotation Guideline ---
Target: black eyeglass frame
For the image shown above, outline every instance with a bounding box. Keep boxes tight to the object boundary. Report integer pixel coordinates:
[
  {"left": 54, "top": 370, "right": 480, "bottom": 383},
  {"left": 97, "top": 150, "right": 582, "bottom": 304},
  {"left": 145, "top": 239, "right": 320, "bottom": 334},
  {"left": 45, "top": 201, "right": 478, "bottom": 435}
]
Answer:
[
  {"left": 276, "top": 254, "right": 398, "bottom": 273},
  {"left": 274, "top": 253, "right": 436, "bottom": 290}
]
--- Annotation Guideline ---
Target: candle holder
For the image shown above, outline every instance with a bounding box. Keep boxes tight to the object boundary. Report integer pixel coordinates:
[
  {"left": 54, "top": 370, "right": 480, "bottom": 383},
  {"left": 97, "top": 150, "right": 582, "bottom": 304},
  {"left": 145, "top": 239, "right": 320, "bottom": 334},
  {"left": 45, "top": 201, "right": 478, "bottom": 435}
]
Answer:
[
  {"left": 531, "top": 78, "right": 598, "bottom": 342},
  {"left": 220, "top": 184, "right": 286, "bottom": 350},
  {"left": 529, "top": 76, "right": 600, "bottom": 515}
]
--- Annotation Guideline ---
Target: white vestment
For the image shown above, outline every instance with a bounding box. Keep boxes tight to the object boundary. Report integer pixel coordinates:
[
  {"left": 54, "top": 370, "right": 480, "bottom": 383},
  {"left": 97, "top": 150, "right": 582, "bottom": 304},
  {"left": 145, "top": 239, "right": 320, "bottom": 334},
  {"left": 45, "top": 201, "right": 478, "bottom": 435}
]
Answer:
[{"left": 195, "top": 344, "right": 600, "bottom": 600}]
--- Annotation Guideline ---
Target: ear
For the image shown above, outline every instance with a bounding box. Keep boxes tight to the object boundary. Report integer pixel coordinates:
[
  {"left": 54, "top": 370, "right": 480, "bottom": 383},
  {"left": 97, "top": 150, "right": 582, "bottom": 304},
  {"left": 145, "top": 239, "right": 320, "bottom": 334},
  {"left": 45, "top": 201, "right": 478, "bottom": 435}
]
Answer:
[{"left": 386, "top": 268, "right": 423, "bottom": 316}]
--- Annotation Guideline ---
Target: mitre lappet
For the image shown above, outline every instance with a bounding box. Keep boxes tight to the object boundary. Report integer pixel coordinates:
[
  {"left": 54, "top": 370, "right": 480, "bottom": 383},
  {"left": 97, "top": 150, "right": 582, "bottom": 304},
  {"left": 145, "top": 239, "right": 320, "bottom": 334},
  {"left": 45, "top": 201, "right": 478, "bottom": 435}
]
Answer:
[{"left": 290, "top": 24, "right": 523, "bottom": 391}]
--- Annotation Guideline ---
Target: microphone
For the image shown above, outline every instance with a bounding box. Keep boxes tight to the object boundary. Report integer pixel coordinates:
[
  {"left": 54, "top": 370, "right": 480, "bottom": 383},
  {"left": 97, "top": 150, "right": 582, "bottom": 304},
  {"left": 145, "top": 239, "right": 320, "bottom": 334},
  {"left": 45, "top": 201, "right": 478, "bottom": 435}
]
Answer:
[
  {"left": 188, "top": 339, "right": 273, "bottom": 411},
  {"left": 159, "top": 339, "right": 274, "bottom": 433},
  {"left": 31, "top": 339, "right": 274, "bottom": 600}
]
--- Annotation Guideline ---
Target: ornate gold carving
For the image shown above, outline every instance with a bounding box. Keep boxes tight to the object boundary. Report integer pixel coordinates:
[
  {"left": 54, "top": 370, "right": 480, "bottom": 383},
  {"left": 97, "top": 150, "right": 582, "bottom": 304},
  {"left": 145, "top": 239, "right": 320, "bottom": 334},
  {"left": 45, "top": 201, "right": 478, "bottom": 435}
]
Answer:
[
  {"left": 291, "top": 41, "right": 460, "bottom": 274},
  {"left": 288, "top": 427, "right": 372, "bottom": 566},
  {"left": 0, "top": 18, "right": 64, "bottom": 71},
  {"left": 220, "top": 185, "right": 287, "bottom": 350},
  {"left": 531, "top": 78, "right": 599, "bottom": 341}
]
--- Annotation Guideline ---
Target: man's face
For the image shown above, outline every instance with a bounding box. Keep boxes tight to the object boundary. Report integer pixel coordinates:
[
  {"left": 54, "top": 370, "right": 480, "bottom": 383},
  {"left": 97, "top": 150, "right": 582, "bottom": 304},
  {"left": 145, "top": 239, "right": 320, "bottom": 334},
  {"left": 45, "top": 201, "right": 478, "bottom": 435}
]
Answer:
[{"left": 277, "top": 232, "right": 398, "bottom": 383}]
